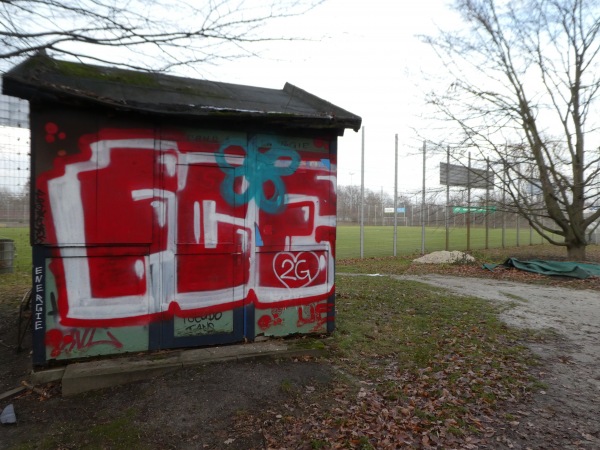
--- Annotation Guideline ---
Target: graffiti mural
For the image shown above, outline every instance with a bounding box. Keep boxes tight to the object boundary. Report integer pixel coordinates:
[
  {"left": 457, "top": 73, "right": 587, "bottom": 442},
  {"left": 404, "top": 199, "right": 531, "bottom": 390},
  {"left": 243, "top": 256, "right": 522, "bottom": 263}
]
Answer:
[{"left": 32, "top": 121, "right": 336, "bottom": 363}]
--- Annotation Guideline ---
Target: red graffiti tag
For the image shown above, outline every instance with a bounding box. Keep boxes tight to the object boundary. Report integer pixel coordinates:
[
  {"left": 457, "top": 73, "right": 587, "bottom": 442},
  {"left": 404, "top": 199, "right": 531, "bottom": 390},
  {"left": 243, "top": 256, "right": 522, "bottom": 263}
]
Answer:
[
  {"left": 45, "top": 328, "right": 123, "bottom": 358},
  {"left": 44, "top": 121, "right": 66, "bottom": 143},
  {"left": 257, "top": 307, "right": 286, "bottom": 331},
  {"left": 273, "top": 251, "right": 321, "bottom": 289},
  {"left": 297, "top": 303, "right": 333, "bottom": 332}
]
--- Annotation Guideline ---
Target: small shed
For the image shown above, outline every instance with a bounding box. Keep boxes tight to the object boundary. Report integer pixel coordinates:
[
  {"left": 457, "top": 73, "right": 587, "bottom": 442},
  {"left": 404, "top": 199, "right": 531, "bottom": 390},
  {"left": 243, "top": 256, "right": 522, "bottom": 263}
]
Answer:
[{"left": 2, "top": 54, "right": 361, "bottom": 366}]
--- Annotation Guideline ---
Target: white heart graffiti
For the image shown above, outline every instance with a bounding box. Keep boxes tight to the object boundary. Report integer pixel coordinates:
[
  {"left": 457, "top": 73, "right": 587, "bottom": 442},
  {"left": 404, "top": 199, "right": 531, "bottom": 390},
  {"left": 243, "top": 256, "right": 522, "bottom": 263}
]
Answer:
[{"left": 273, "top": 252, "right": 320, "bottom": 289}]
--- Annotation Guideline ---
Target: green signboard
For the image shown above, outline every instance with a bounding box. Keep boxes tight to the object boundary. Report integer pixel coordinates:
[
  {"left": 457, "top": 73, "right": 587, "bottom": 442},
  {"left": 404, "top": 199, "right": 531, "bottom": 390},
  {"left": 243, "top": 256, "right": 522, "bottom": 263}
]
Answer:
[{"left": 453, "top": 206, "right": 497, "bottom": 214}]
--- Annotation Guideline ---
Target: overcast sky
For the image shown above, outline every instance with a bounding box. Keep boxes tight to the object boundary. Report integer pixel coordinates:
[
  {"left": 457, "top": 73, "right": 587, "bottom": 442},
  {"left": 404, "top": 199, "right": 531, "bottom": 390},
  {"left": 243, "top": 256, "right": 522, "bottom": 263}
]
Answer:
[
  {"left": 195, "top": 0, "right": 461, "bottom": 198},
  {"left": 0, "top": 0, "right": 461, "bottom": 198}
]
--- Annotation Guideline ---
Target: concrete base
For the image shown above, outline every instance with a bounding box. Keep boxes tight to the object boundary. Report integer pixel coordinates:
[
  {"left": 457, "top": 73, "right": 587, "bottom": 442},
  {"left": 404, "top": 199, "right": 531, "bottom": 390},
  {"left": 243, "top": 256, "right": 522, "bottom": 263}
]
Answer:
[
  {"left": 37, "top": 340, "right": 326, "bottom": 396},
  {"left": 31, "top": 367, "right": 65, "bottom": 385}
]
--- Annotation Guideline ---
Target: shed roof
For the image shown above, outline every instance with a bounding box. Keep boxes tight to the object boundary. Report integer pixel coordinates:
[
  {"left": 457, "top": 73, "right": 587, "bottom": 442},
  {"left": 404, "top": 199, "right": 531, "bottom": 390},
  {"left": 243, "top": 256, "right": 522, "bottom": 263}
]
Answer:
[{"left": 2, "top": 54, "right": 361, "bottom": 134}]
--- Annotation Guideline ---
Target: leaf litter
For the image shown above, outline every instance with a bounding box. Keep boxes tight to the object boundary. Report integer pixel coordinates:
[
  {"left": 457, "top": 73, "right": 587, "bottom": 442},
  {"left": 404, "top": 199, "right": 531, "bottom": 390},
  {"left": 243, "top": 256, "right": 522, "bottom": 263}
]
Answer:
[{"left": 234, "top": 276, "right": 540, "bottom": 449}]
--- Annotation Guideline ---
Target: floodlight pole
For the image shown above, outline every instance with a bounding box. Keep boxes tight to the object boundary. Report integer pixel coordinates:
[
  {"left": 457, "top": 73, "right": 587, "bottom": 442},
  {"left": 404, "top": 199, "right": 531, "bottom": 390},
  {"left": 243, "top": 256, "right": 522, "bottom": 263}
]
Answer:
[
  {"left": 502, "top": 159, "right": 506, "bottom": 248},
  {"left": 393, "top": 134, "right": 398, "bottom": 256},
  {"left": 421, "top": 141, "right": 426, "bottom": 255},
  {"left": 485, "top": 158, "right": 490, "bottom": 249},
  {"left": 445, "top": 146, "right": 450, "bottom": 251},
  {"left": 467, "top": 152, "right": 471, "bottom": 252}
]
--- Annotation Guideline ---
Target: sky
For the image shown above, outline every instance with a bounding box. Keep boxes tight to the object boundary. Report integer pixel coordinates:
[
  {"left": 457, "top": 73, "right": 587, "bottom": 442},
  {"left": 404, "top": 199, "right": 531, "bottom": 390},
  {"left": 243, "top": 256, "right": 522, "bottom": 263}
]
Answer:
[
  {"left": 192, "top": 0, "right": 462, "bottom": 198},
  {"left": 0, "top": 0, "right": 462, "bottom": 198}
]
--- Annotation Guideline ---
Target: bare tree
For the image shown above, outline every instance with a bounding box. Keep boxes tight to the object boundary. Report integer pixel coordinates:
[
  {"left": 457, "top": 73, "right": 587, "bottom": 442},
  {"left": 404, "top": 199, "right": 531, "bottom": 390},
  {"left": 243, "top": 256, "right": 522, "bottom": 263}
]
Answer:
[
  {"left": 337, "top": 185, "right": 361, "bottom": 223},
  {"left": 336, "top": 186, "right": 395, "bottom": 225},
  {"left": 0, "top": 0, "right": 323, "bottom": 73},
  {"left": 425, "top": 0, "right": 600, "bottom": 259},
  {"left": 0, "top": 186, "right": 28, "bottom": 224}
]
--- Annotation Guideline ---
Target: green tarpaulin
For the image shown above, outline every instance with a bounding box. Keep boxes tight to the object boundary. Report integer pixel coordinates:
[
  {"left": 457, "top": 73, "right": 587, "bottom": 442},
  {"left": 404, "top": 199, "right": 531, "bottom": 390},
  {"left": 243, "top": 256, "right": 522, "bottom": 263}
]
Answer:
[{"left": 482, "top": 258, "right": 600, "bottom": 279}]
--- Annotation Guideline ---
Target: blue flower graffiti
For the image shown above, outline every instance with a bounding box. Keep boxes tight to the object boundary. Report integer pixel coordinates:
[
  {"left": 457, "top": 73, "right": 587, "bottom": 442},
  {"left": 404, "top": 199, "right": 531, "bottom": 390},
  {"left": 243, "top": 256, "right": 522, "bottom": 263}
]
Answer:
[{"left": 216, "top": 136, "right": 300, "bottom": 214}]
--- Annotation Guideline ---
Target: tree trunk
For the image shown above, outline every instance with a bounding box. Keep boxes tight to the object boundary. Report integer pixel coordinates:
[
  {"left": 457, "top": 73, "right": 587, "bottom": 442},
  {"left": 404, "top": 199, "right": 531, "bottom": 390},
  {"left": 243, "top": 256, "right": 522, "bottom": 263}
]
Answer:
[{"left": 566, "top": 242, "right": 586, "bottom": 261}]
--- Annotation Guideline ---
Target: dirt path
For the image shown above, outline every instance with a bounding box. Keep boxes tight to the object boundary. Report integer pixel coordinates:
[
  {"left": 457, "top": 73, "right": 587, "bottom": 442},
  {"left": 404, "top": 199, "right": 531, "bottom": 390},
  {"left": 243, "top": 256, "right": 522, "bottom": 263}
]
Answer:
[{"left": 396, "top": 274, "right": 600, "bottom": 449}]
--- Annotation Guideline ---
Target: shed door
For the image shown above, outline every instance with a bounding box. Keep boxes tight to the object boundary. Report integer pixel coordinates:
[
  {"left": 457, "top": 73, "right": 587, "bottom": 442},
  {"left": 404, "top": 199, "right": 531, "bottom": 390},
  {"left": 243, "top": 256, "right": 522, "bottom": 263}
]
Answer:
[{"left": 160, "top": 160, "right": 247, "bottom": 347}]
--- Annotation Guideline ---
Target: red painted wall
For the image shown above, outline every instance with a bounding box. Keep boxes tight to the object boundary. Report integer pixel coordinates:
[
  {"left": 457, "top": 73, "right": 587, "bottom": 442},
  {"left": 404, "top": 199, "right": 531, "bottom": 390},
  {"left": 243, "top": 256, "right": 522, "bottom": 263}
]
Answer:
[{"left": 31, "top": 109, "right": 337, "bottom": 363}]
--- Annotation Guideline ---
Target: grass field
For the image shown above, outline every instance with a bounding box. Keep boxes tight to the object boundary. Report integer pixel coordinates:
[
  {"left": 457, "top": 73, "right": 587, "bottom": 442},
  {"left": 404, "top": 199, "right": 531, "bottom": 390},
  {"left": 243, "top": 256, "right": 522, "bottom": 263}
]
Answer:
[
  {"left": 0, "top": 225, "right": 568, "bottom": 275},
  {"left": 0, "top": 225, "right": 554, "bottom": 274},
  {"left": 336, "top": 224, "right": 550, "bottom": 259},
  {"left": 0, "top": 227, "right": 30, "bottom": 272}
]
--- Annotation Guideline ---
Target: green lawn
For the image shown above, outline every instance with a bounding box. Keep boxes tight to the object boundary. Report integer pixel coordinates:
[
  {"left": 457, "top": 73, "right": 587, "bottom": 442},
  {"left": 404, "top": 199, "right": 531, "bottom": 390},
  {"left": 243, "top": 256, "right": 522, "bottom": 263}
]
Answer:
[
  {"left": 336, "top": 225, "right": 549, "bottom": 259},
  {"left": 0, "top": 227, "right": 30, "bottom": 293},
  {"left": 0, "top": 226, "right": 30, "bottom": 272},
  {"left": 0, "top": 225, "right": 558, "bottom": 275},
  {"left": 0, "top": 226, "right": 564, "bottom": 272}
]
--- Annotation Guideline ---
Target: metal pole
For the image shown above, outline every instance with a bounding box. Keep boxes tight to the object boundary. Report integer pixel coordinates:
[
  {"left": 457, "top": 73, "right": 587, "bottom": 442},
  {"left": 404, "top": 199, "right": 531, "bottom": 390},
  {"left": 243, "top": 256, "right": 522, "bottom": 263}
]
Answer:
[
  {"left": 421, "top": 141, "right": 426, "bottom": 255},
  {"left": 380, "top": 186, "right": 384, "bottom": 226},
  {"left": 502, "top": 166, "right": 506, "bottom": 248},
  {"left": 445, "top": 147, "right": 450, "bottom": 250},
  {"left": 530, "top": 221, "right": 533, "bottom": 245},
  {"left": 467, "top": 152, "right": 471, "bottom": 252},
  {"left": 360, "top": 126, "right": 365, "bottom": 258},
  {"left": 485, "top": 158, "right": 490, "bottom": 249},
  {"left": 393, "top": 134, "right": 398, "bottom": 256},
  {"left": 529, "top": 182, "right": 533, "bottom": 245}
]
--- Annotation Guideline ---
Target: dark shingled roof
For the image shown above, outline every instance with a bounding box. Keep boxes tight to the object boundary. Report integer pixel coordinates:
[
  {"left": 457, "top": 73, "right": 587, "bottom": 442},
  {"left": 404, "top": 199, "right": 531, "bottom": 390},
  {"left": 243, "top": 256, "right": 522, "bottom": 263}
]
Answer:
[{"left": 2, "top": 54, "right": 361, "bottom": 135}]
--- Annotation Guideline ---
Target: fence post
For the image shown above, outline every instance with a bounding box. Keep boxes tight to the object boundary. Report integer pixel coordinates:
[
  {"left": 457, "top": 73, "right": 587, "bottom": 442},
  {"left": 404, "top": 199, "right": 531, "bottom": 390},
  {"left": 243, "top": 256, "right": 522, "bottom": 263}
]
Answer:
[
  {"left": 360, "top": 126, "right": 365, "bottom": 258},
  {"left": 421, "top": 141, "right": 426, "bottom": 255},
  {"left": 502, "top": 167, "right": 506, "bottom": 248},
  {"left": 529, "top": 222, "right": 533, "bottom": 246},
  {"left": 467, "top": 152, "right": 471, "bottom": 252},
  {"left": 445, "top": 147, "right": 450, "bottom": 251},
  {"left": 393, "top": 134, "right": 398, "bottom": 257},
  {"left": 485, "top": 158, "right": 490, "bottom": 249}
]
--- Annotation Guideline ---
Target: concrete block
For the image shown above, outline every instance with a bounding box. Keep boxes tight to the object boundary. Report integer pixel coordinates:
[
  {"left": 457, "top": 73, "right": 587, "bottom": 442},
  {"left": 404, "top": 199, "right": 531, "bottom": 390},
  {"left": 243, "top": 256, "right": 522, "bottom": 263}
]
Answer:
[
  {"left": 62, "top": 355, "right": 182, "bottom": 396},
  {"left": 31, "top": 367, "right": 66, "bottom": 385},
  {"left": 57, "top": 339, "right": 327, "bottom": 396},
  {"left": 179, "top": 348, "right": 215, "bottom": 367}
]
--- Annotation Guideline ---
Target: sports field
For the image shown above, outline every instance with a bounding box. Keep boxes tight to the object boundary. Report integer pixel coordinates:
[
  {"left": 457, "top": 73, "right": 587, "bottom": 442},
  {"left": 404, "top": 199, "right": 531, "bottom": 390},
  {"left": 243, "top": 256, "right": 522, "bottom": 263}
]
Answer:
[
  {"left": 336, "top": 225, "right": 547, "bottom": 259},
  {"left": 0, "top": 225, "right": 549, "bottom": 274}
]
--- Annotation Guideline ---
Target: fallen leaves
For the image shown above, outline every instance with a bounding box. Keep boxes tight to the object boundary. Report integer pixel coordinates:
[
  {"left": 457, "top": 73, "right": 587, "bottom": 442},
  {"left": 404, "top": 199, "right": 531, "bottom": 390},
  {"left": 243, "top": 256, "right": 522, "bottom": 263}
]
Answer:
[
  {"left": 239, "top": 276, "right": 540, "bottom": 449},
  {"left": 257, "top": 357, "right": 530, "bottom": 448}
]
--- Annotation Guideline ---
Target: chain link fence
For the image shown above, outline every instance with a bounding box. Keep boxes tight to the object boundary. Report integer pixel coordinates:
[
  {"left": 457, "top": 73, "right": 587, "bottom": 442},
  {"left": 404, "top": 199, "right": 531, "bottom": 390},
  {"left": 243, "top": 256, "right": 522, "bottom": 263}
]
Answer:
[
  {"left": 1, "top": 88, "right": 597, "bottom": 262},
  {"left": 0, "top": 79, "right": 30, "bottom": 228},
  {"left": 336, "top": 137, "right": 599, "bottom": 259},
  {"left": 0, "top": 82, "right": 29, "bottom": 274},
  {"left": 335, "top": 198, "right": 552, "bottom": 259}
]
